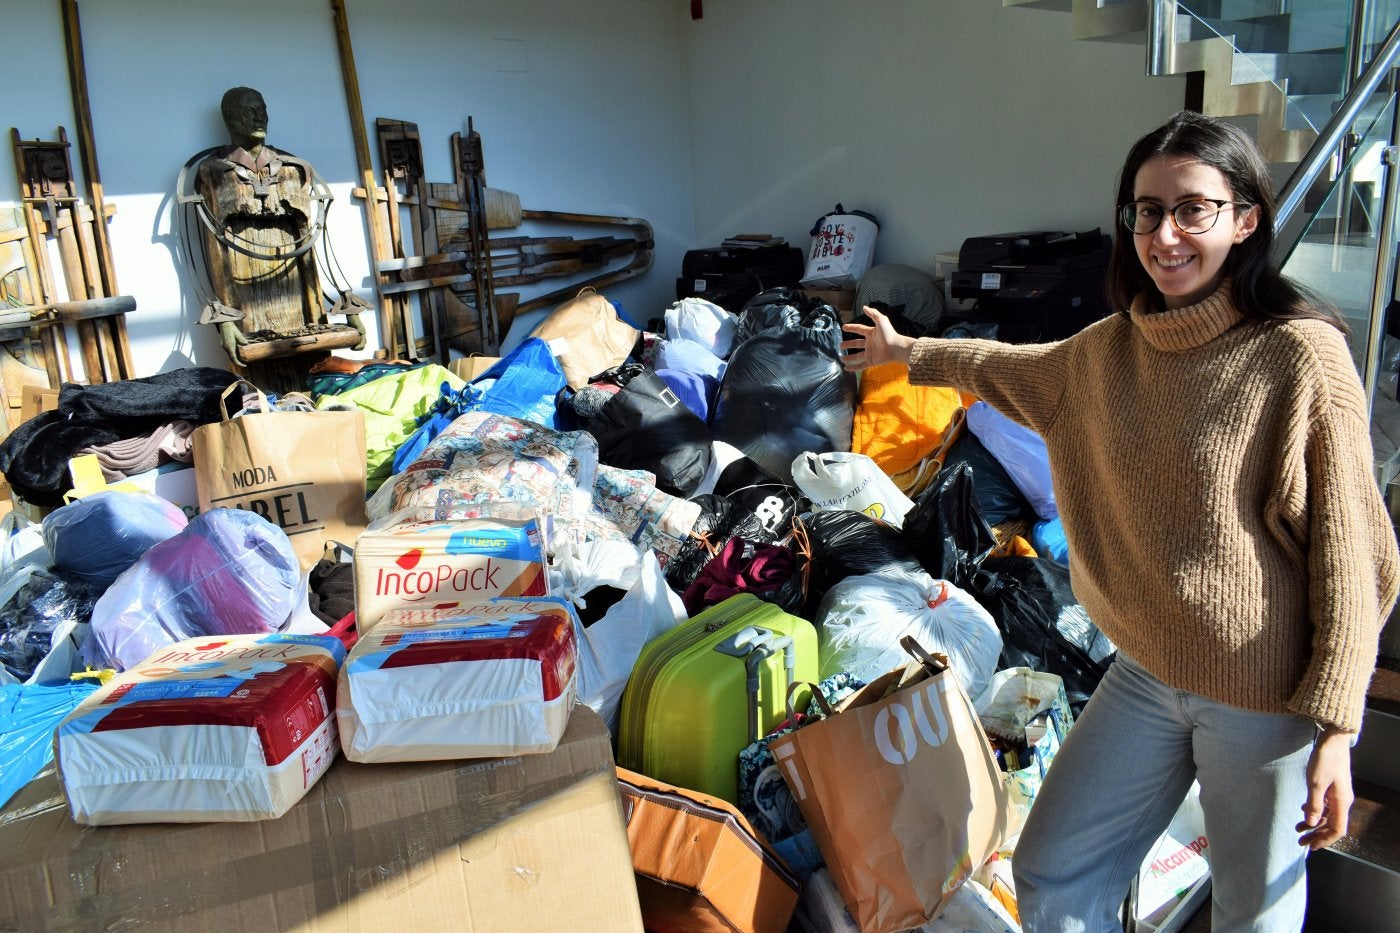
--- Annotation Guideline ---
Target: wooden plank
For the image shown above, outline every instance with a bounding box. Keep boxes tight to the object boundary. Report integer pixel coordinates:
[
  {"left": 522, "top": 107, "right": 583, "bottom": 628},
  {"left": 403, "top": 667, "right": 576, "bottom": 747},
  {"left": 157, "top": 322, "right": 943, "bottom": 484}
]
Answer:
[{"left": 330, "top": 0, "right": 402, "bottom": 358}]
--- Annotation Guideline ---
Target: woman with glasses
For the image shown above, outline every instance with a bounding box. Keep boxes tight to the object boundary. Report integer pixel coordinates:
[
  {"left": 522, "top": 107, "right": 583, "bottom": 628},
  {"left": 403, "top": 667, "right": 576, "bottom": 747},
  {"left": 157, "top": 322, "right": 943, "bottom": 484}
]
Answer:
[{"left": 841, "top": 109, "right": 1397, "bottom": 930}]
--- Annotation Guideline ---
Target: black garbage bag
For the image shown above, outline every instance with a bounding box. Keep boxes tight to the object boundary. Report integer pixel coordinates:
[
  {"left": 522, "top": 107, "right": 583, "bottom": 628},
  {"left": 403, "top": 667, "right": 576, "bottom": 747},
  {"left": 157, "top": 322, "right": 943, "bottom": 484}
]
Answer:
[
  {"left": 786, "top": 509, "right": 924, "bottom": 619},
  {"left": 713, "top": 455, "right": 804, "bottom": 544},
  {"left": 564, "top": 363, "right": 714, "bottom": 498},
  {"left": 711, "top": 290, "right": 856, "bottom": 485},
  {"left": 729, "top": 287, "right": 807, "bottom": 347},
  {"left": 665, "top": 494, "right": 747, "bottom": 593},
  {"left": 900, "top": 462, "right": 1000, "bottom": 591},
  {"left": 941, "top": 430, "right": 1033, "bottom": 526},
  {"left": 969, "top": 555, "right": 1116, "bottom": 716},
  {"left": 0, "top": 567, "right": 101, "bottom": 682}
]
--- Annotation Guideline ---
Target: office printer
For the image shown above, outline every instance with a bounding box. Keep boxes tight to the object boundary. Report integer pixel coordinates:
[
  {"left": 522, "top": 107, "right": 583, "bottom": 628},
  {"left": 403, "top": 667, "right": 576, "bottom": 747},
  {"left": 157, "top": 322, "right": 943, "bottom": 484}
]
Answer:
[{"left": 949, "top": 229, "right": 1111, "bottom": 342}]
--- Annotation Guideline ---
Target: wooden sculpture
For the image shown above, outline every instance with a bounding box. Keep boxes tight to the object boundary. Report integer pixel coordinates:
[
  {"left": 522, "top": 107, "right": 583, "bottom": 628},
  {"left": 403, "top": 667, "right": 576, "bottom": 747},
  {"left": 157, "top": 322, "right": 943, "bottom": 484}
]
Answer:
[{"left": 179, "top": 87, "right": 367, "bottom": 392}]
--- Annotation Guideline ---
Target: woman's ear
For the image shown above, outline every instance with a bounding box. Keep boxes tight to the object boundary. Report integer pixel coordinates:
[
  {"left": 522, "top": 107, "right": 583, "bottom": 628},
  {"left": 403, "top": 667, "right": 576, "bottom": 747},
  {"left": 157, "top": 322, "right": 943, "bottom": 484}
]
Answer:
[{"left": 1233, "top": 204, "right": 1260, "bottom": 244}]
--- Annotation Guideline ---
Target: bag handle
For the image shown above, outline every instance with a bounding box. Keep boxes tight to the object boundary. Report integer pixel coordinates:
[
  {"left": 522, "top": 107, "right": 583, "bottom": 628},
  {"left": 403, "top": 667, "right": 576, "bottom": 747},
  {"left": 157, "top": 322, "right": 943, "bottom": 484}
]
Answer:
[
  {"left": 219, "top": 379, "right": 269, "bottom": 421},
  {"left": 900, "top": 635, "right": 948, "bottom": 676},
  {"left": 784, "top": 678, "right": 832, "bottom": 724},
  {"left": 890, "top": 406, "right": 967, "bottom": 497}
]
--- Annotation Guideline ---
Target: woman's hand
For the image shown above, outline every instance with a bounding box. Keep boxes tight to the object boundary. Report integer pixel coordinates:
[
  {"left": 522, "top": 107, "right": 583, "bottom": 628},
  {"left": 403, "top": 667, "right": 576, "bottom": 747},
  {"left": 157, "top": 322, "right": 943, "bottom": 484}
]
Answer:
[
  {"left": 1296, "top": 726, "right": 1355, "bottom": 850},
  {"left": 840, "top": 306, "right": 915, "bottom": 371}
]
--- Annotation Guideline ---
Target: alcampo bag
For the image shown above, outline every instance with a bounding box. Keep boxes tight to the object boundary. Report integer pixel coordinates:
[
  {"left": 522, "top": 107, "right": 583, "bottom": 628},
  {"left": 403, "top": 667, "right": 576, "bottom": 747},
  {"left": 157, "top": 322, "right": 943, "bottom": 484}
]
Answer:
[
  {"left": 767, "top": 637, "right": 1012, "bottom": 933},
  {"left": 790, "top": 451, "right": 914, "bottom": 529}
]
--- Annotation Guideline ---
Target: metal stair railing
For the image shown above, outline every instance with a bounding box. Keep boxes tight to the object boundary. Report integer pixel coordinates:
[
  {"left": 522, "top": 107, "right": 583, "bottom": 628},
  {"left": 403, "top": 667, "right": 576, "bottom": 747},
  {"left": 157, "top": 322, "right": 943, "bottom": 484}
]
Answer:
[{"left": 1273, "top": 17, "right": 1400, "bottom": 413}]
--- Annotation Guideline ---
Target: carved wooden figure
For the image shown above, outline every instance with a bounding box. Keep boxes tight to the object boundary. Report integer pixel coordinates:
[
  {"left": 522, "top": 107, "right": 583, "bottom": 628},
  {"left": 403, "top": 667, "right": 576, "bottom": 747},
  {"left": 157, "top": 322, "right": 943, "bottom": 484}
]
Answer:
[{"left": 181, "top": 87, "right": 365, "bottom": 392}]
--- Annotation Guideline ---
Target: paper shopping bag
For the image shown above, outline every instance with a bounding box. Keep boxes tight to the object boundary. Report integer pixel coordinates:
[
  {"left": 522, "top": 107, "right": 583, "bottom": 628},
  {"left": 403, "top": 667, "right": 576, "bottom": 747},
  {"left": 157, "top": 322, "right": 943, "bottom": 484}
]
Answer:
[
  {"left": 528, "top": 287, "right": 638, "bottom": 389},
  {"left": 767, "top": 637, "right": 1011, "bottom": 933},
  {"left": 192, "top": 384, "right": 368, "bottom": 571}
]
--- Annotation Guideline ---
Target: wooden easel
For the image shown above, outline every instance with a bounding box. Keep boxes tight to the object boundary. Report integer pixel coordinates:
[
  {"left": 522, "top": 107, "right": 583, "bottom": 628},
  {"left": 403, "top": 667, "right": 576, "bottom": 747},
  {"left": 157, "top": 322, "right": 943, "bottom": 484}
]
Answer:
[
  {"left": 357, "top": 120, "right": 655, "bottom": 360},
  {"left": 9, "top": 128, "right": 135, "bottom": 386}
]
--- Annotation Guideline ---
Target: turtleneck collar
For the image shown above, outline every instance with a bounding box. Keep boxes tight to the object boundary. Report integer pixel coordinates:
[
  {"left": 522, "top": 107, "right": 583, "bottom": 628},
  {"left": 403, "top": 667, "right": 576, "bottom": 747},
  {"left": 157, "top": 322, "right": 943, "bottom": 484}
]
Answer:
[{"left": 1127, "top": 281, "right": 1244, "bottom": 353}]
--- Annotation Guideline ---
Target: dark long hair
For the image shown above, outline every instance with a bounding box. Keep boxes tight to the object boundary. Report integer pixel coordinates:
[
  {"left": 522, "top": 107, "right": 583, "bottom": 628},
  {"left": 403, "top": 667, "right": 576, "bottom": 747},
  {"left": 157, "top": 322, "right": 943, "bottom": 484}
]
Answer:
[{"left": 1106, "top": 110, "right": 1343, "bottom": 330}]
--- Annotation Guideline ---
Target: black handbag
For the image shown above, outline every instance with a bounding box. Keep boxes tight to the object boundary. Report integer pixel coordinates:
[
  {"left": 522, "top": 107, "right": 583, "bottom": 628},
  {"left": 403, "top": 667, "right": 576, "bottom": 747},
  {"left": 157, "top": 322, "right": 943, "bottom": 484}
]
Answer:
[{"left": 573, "top": 363, "right": 714, "bottom": 498}]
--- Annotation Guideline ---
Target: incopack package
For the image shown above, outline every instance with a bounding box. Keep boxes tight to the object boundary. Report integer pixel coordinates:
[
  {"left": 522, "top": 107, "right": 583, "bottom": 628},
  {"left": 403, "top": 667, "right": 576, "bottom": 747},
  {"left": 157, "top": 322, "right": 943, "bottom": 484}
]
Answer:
[
  {"left": 353, "top": 509, "right": 548, "bottom": 632},
  {"left": 56, "top": 633, "right": 344, "bottom": 825},
  {"left": 337, "top": 597, "right": 578, "bottom": 762}
]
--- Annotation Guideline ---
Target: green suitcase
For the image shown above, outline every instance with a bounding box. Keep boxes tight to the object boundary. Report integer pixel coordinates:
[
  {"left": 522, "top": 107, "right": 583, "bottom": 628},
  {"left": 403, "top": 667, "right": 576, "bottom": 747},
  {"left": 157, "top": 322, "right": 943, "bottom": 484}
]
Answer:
[{"left": 616, "top": 593, "right": 817, "bottom": 805}]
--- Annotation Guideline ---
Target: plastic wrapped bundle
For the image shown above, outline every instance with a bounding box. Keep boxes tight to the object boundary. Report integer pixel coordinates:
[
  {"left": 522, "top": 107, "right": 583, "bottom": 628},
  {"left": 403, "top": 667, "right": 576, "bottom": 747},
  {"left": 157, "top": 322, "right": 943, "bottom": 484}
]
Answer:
[
  {"left": 84, "top": 508, "right": 302, "bottom": 671},
  {"left": 42, "top": 491, "right": 188, "bottom": 588},
  {"left": 0, "top": 568, "right": 102, "bottom": 683},
  {"left": 711, "top": 290, "right": 855, "bottom": 484}
]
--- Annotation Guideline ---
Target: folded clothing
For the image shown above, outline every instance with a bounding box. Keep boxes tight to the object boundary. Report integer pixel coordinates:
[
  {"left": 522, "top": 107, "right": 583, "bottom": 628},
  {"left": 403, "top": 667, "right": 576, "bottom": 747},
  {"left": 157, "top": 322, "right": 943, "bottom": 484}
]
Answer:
[{"left": 0, "top": 367, "right": 240, "bottom": 505}]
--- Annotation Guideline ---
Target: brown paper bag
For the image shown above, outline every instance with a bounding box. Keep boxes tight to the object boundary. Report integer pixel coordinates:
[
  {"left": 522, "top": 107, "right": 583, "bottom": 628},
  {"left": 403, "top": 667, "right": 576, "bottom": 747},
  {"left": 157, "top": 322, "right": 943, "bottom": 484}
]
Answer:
[
  {"left": 528, "top": 287, "right": 638, "bottom": 389},
  {"left": 192, "top": 384, "right": 368, "bottom": 571},
  {"left": 767, "top": 638, "right": 1011, "bottom": 933}
]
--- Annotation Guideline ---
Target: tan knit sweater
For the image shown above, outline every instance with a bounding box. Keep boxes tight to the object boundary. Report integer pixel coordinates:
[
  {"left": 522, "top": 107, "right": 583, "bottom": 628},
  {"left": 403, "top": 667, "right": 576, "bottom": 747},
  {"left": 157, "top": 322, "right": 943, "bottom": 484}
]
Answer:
[{"left": 907, "top": 285, "right": 1399, "bottom": 731}]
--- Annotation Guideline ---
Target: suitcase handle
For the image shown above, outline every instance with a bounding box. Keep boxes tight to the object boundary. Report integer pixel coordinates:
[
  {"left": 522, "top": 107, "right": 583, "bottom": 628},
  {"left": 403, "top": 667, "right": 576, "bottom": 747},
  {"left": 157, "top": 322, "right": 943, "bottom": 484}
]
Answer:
[{"left": 715, "top": 626, "right": 796, "bottom": 743}]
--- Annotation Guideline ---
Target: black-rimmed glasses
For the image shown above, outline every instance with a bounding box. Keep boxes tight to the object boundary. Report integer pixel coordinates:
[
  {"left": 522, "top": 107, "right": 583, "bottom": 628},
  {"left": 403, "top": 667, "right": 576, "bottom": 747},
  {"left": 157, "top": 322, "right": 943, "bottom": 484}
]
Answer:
[{"left": 1119, "top": 198, "right": 1253, "bottom": 235}]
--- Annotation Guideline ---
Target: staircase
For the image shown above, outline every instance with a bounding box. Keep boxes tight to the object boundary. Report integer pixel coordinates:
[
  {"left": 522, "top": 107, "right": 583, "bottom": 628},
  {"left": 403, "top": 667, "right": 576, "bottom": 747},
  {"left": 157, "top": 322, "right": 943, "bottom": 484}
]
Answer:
[
  {"left": 1006, "top": 2, "right": 1400, "bottom": 930},
  {"left": 1004, "top": 0, "right": 1372, "bottom": 163}
]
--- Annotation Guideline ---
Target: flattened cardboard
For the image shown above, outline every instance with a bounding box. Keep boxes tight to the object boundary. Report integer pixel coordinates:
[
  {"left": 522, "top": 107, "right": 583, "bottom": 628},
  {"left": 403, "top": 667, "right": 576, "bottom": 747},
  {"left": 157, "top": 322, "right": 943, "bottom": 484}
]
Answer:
[{"left": 0, "top": 706, "right": 642, "bottom": 932}]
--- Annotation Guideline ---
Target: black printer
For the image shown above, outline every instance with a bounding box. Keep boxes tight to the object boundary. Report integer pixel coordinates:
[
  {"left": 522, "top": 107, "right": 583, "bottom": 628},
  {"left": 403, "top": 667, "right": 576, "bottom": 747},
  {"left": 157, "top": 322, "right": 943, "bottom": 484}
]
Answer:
[{"left": 948, "top": 229, "right": 1111, "bottom": 342}]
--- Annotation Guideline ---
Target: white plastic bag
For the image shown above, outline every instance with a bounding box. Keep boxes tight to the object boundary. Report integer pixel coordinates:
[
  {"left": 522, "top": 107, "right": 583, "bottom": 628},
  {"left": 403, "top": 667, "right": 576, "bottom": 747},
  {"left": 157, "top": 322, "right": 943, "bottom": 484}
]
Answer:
[
  {"left": 548, "top": 539, "right": 686, "bottom": 731},
  {"left": 790, "top": 450, "right": 914, "bottom": 528},
  {"left": 664, "top": 297, "right": 739, "bottom": 358},
  {"left": 814, "top": 568, "right": 1002, "bottom": 701},
  {"left": 0, "top": 512, "right": 49, "bottom": 576},
  {"left": 793, "top": 868, "right": 1018, "bottom": 933}
]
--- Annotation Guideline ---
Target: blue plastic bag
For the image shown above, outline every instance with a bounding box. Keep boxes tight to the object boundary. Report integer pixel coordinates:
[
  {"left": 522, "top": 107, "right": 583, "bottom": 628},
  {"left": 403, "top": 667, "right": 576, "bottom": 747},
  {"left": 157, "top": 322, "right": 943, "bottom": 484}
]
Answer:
[
  {"left": 42, "top": 491, "right": 188, "bottom": 587},
  {"left": 1032, "top": 516, "right": 1069, "bottom": 565},
  {"left": 83, "top": 509, "right": 302, "bottom": 671},
  {"left": 390, "top": 338, "right": 568, "bottom": 475},
  {"left": 0, "top": 680, "right": 97, "bottom": 807},
  {"left": 966, "top": 400, "right": 1058, "bottom": 521},
  {"left": 470, "top": 337, "right": 567, "bottom": 427}
]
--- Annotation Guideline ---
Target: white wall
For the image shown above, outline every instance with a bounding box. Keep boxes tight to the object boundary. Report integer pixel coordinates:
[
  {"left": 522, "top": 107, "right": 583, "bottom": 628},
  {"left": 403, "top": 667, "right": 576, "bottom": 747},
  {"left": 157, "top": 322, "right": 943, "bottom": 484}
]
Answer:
[
  {"left": 682, "top": 0, "right": 1187, "bottom": 271},
  {"left": 4, "top": 0, "right": 695, "bottom": 377},
  {"left": 4, "top": 0, "right": 1185, "bottom": 380}
]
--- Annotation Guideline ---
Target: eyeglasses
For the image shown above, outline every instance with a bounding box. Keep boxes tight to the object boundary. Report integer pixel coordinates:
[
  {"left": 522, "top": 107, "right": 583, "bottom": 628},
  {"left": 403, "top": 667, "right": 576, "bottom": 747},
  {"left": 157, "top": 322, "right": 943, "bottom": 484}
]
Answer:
[{"left": 1119, "top": 198, "right": 1253, "bottom": 235}]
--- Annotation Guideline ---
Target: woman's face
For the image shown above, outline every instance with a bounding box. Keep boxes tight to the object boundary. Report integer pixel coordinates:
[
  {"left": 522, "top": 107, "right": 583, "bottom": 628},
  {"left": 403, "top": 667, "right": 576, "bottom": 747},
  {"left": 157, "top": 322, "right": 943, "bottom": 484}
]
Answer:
[{"left": 1131, "top": 155, "right": 1257, "bottom": 309}]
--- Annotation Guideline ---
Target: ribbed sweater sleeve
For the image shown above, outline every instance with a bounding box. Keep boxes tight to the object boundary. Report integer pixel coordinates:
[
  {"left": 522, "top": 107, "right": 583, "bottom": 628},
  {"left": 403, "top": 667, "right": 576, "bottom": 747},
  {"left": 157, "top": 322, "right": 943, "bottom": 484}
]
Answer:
[
  {"left": 906, "top": 335, "right": 1074, "bottom": 435},
  {"left": 1291, "top": 327, "right": 1400, "bottom": 728}
]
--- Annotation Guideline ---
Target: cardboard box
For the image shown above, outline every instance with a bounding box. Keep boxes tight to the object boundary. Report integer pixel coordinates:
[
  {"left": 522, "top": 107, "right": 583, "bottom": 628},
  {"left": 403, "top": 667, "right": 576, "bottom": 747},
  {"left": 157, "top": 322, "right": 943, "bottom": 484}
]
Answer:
[
  {"left": 0, "top": 706, "right": 643, "bottom": 932},
  {"left": 801, "top": 288, "right": 857, "bottom": 323},
  {"left": 19, "top": 386, "right": 59, "bottom": 422},
  {"left": 68, "top": 454, "right": 201, "bottom": 520},
  {"left": 2, "top": 386, "right": 61, "bottom": 521},
  {"left": 448, "top": 356, "right": 501, "bottom": 382}
]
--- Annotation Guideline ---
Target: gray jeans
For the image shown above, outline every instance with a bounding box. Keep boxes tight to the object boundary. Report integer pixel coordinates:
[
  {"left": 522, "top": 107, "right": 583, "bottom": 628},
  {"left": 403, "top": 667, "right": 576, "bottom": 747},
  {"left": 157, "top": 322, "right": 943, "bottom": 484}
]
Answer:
[{"left": 1012, "top": 653, "right": 1316, "bottom": 932}]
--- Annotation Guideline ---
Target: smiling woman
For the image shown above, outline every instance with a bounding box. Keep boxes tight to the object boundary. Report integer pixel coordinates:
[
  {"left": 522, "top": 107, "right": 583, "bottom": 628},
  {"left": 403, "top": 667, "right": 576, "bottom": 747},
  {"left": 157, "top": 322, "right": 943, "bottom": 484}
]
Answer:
[
  {"left": 839, "top": 109, "right": 1397, "bottom": 932},
  {"left": 1126, "top": 154, "right": 1259, "bottom": 309}
]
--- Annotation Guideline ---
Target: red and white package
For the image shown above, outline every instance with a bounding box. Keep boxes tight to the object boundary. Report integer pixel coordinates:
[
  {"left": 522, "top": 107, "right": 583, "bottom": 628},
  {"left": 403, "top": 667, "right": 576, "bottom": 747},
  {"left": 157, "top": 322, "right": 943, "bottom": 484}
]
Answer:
[
  {"left": 353, "top": 512, "right": 548, "bottom": 633},
  {"left": 337, "top": 597, "right": 577, "bottom": 763},
  {"left": 56, "top": 634, "right": 344, "bottom": 825}
]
